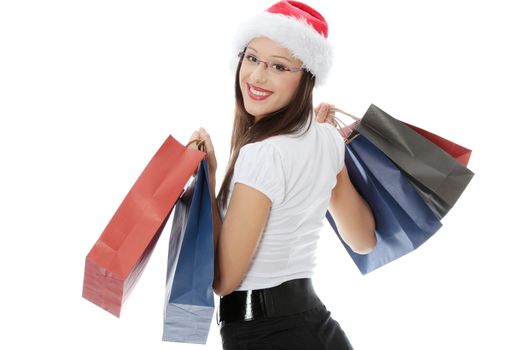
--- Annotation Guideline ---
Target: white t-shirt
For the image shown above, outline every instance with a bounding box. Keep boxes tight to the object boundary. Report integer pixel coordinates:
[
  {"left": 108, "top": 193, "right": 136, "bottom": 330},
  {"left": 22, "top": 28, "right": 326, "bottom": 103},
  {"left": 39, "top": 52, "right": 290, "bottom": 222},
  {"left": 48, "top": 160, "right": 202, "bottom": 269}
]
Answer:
[{"left": 219, "top": 120, "right": 346, "bottom": 291}]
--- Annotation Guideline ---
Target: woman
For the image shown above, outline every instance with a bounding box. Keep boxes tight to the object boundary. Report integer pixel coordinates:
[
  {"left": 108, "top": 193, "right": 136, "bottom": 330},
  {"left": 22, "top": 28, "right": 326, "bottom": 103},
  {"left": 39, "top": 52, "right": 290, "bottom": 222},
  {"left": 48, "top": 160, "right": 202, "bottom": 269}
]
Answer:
[{"left": 189, "top": 1, "right": 376, "bottom": 349}]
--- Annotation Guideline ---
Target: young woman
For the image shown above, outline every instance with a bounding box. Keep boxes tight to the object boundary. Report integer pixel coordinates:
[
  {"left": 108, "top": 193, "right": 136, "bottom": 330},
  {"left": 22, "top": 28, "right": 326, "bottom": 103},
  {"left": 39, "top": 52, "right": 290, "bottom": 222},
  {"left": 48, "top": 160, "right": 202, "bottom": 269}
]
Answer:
[{"left": 189, "top": 1, "right": 376, "bottom": 349}]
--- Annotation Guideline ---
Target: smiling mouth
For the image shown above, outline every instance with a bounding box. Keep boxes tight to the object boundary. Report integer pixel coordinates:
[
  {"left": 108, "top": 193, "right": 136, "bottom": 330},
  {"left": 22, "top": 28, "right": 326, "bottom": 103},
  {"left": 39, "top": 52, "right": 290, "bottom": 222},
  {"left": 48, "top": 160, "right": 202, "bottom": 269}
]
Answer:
[{"left": 247, "top": 83, "right": 273, "bottom": 100}]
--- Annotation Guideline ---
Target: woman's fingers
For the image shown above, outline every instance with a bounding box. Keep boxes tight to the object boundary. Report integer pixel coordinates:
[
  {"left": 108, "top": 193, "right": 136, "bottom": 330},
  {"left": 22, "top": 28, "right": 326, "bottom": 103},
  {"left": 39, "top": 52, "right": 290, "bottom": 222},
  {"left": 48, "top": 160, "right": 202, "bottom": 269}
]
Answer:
[
  {"left": 198, "top": 127, "right": 214, "bottom": 153},
  {"left": 196, "top": 127, "right": 218, "bottom": 175},
  {"left": 315, "top": 103, "right": 337, "bottom": 126},
  {"left": 187, "top": 131, "right": 201, "bottom": 149},
  {"left": 315, "top": 103, "right": 329, "bottom": 122}
]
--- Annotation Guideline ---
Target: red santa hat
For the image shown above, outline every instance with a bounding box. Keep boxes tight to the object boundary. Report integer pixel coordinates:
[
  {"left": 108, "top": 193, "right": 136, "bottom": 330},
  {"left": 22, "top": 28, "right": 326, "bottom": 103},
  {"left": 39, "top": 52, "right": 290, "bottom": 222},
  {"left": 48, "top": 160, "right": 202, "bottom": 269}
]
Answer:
[{"left": 232, "top": 1, "right": 333, "bottom": 86}]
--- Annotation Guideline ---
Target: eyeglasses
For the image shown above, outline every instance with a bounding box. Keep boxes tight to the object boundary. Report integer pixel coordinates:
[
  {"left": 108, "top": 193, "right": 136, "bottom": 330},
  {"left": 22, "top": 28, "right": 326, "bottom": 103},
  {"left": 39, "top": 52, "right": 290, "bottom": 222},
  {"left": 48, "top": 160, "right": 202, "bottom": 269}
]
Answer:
[{"left": 238, "top": 51, "right": 304, "bottom": 75}]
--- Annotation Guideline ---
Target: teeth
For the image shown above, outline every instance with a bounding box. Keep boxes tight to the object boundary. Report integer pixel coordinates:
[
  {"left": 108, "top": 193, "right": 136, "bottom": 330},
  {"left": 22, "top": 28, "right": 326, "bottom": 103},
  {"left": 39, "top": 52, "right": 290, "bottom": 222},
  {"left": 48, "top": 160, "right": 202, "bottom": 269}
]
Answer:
[{"left": 249, "top": 86, "right": 271, "bottom": 96}]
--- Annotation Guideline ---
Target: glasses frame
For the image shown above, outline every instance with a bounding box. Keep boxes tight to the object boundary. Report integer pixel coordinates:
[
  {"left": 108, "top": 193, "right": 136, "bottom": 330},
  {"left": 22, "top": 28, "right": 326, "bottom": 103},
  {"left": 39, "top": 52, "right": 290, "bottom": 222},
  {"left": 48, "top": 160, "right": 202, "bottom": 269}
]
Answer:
[{"left": 237, "top": 51, "right": 304, "bottom": 74}]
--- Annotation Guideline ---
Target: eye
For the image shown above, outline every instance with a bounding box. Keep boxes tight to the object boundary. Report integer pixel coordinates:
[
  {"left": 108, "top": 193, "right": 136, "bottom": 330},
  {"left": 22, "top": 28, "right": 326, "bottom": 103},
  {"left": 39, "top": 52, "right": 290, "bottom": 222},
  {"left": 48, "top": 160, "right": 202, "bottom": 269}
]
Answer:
[
  {"left": 245, "top": 54, "right": 258, "bottom": 63},
  {"left": 271, "top": 63, "right": 287, "bottom": 72}
]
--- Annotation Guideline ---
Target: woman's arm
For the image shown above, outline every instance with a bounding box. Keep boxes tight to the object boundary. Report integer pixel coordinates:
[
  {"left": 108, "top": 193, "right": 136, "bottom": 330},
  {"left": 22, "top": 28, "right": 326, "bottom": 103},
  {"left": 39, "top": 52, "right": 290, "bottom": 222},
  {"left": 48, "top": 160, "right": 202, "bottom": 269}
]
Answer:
[
  {"left": 314, "top": 102, "right": 376, "bottom": 254},
  {"left": 209, "top": 175, "right": 271, "bottom": 296},
  {"left": 328, "top": 166, "right": 377, "bottom": 254}
]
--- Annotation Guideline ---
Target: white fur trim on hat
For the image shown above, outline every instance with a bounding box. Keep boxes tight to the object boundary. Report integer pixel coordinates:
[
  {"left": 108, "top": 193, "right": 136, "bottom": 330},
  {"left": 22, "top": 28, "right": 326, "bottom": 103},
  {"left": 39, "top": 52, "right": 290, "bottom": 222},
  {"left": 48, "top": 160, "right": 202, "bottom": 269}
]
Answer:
[{"left": 232, "top": 12, "right": 333, "bottom": 86}]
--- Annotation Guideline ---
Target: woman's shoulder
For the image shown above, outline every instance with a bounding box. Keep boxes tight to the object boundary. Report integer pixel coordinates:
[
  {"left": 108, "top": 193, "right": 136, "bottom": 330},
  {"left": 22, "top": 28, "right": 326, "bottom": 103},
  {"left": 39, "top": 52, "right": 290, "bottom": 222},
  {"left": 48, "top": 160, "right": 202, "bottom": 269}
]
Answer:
[
  {"left": 240, "top": 121, "right": 331, "bottom": 159},
  {"left": 316, "top": 121, "right": 345, "bottom": 145},
  {"left": 315, "top": 119, "right": 340, "bottom": 134},
  {"left": 238, "top": 139, "right": 285, "bottom": 166},
  {"left": 239, "top": 138, "right": 280, "bottom": 152}
]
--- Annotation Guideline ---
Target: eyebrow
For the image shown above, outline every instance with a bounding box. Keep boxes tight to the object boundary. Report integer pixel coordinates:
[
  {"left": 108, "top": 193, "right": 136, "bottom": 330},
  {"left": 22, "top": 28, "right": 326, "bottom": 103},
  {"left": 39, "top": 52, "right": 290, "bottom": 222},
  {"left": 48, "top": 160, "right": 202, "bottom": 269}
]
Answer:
[{"left": 246, "top": 46, "right": 292, "bottom": 63}]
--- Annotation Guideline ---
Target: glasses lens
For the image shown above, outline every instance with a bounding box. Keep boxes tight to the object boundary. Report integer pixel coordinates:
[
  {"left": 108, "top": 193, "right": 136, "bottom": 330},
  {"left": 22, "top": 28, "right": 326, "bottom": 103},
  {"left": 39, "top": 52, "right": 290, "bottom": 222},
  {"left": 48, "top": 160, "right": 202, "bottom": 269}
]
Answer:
[
  {"left": 239, "top": 52, "right": 301, "bottom": 74},
  {"left": 269, "top": 62, "right": 290, "bottom": 74}
]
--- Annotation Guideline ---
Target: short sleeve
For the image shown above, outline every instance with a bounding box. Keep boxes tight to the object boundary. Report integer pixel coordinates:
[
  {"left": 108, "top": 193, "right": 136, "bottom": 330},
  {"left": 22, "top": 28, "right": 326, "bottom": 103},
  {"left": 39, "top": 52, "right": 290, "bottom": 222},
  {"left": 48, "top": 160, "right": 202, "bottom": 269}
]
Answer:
[
  {"left": 232, "top": 141, "right": 286, "bottom": 206},
  {"left": 324, "top": 123, "right": 345, "bottom": 173}
]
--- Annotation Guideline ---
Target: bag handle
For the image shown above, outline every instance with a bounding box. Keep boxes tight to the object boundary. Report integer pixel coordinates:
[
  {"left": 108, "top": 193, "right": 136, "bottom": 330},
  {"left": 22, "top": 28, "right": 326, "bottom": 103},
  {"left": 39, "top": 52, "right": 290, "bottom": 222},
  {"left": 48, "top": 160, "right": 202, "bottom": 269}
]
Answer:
[
  {"left": 330, "top": 107, "right": 361, "bottom": 144},
  {"left": 185, "top": 138, "right": 206, "bottom": 152},
  {"left": 185, "top": 138, "right": 207, "bottom": 178}
]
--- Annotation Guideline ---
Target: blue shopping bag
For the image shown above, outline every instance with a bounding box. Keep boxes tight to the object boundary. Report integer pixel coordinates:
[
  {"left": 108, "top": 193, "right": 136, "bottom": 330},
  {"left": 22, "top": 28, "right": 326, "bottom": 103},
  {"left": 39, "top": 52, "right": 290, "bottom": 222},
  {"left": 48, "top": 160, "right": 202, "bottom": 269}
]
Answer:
[
  {"left": 163, "top": 159, "right": 215, "bottom": 344},
  {"left": 326, "top": 134, "right": 442, "bottom": 274}
]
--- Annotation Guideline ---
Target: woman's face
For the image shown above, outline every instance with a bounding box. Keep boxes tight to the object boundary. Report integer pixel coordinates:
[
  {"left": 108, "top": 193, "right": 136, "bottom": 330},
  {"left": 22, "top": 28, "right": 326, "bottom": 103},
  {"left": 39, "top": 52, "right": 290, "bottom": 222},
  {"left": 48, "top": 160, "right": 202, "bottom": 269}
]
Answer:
[{"left": 239, "top": 37, "right": 304, "bottom": 122}]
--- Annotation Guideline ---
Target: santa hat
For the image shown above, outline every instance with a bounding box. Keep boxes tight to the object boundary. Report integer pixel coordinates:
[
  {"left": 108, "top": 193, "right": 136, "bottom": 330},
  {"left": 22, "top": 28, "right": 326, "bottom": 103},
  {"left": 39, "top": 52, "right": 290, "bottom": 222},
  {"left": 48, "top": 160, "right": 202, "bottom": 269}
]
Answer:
[{"left": 232, "top": 1, "right": 333, "bottom": 86}]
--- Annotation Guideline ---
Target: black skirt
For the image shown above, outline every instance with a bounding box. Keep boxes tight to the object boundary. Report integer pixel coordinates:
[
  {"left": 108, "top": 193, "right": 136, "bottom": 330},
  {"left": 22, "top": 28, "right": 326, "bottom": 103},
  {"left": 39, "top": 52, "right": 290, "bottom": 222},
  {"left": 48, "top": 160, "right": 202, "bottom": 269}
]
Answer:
[{"left": 219, "top": 278, "right": 354, "bottom": 350}]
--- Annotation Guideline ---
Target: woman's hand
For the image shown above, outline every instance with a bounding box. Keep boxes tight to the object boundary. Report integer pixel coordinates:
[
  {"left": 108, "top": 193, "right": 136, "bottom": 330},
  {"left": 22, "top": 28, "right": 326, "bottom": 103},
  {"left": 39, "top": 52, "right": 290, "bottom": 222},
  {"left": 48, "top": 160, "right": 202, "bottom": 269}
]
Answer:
[
  {"left": 188, "top": 127, "right": 217, "bottom": 177},
  {"left": 314, "top": 102, "right": 336, "bottom": 126}
]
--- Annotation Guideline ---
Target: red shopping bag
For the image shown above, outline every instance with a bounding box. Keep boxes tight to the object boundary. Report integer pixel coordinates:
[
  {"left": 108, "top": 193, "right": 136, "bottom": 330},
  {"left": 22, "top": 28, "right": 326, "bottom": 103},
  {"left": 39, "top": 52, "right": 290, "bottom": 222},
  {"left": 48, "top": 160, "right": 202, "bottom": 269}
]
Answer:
[
  {"left": 403, "top": 122, "right": 472, "bottom": 166},
  {"left": 82, "top": 135, "right": 205, "bottom": 317}
]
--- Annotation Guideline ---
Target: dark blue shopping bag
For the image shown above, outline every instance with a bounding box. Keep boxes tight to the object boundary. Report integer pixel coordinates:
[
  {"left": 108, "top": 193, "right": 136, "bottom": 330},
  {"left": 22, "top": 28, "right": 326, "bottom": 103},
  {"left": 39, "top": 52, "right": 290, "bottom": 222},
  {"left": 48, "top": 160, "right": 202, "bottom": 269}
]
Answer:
[
  {"left": 326, "top": 135, "right": 442, "bottom": 274},
  {"left": 163, "top": 159, "right": 214, "bottom": 344}
]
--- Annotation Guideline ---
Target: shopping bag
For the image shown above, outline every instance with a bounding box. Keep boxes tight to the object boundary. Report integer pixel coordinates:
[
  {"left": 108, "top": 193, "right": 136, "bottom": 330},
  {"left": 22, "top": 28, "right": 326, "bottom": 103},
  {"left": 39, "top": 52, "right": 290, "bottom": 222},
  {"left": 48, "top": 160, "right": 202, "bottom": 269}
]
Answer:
[
  {"left": 163, "top": 158, "right": 215, "bottom": 344},
  {"left": 326, "top": 134, "right": 442, "bottom": 274},
  {"left": 82, "top": 135, "right": 205, "bottom": 317},
  {"left": 339, "top": 120, "right": 472, "bottom": 166},
  {"left": 379, "top": 120, "right": 473, "bottom": 219},
  {"left": 355, "top": 104, "right": 474, "bottom": 218}
]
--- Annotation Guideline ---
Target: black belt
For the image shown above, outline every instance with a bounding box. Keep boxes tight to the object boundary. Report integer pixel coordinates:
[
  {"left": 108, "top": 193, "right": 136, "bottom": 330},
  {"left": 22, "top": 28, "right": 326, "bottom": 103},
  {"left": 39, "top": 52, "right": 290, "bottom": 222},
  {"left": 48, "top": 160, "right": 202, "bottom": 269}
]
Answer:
[{"left": 218, "top": 278, "right": 323, "bottom": 325}]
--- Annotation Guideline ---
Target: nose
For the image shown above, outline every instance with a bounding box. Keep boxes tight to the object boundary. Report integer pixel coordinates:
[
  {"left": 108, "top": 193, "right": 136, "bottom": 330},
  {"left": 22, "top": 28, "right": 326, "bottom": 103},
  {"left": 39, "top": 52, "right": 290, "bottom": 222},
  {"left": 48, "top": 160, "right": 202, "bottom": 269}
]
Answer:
[{"left": 251, "top": 61, "right": 268, "bottom": 83}]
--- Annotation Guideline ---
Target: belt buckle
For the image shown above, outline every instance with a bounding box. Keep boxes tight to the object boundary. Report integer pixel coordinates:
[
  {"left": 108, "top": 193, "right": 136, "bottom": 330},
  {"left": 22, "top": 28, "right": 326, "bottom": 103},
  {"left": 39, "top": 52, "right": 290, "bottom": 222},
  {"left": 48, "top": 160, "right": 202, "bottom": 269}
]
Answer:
[
  {"left": 244, "top": 289, "right": 269, "bottom": 321},
  {"left": 218, "top": 288, "right": 270, "bottom": 325},
  {"left": 244, "top": 290, "right": 256, "bottom": 321}
]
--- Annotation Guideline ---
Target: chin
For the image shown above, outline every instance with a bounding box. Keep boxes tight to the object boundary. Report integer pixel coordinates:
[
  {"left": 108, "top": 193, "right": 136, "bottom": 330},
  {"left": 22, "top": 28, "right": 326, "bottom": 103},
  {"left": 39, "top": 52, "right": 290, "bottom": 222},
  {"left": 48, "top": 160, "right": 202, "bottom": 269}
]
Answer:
[
  {"left": 246, "top": 109, "right": 268, "bottom": 121},
  {"left": 243, "top": 101, "right": 269, "bottom": 119},
  {"left": 250, "top": 107, "right": 276, "bottom": 121}
]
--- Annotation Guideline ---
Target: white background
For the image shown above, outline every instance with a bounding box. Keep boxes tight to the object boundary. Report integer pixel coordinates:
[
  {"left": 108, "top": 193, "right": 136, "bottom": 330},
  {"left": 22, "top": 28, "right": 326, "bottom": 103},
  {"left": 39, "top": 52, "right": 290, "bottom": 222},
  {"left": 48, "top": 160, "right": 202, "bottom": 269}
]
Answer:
[{"left": 1, "top": 1, "right": 524, "bottom": 349}]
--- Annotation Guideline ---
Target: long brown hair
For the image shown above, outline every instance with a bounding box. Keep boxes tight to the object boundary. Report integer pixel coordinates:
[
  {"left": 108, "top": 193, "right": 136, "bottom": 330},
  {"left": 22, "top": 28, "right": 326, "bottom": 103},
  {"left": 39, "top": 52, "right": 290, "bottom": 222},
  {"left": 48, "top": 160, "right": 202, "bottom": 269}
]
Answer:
[{"left": 217, "top": 47, "right": 317, "bottom": 211}]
